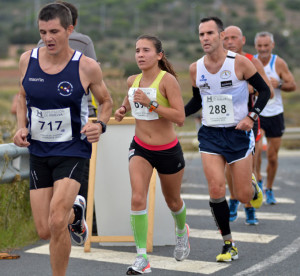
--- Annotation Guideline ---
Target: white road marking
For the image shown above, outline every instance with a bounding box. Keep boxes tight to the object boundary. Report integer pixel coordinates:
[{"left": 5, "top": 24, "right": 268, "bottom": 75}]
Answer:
[
  {"left": 283, "top": 180, "right": 297, "bottom": 187},
  {"left": 182, "top": 194, "right": 209, "bottom": 200},
  {"left": 25, "top": 244, "right": 228, "bottom": 274},
  {"left": 181, "top": 183, "right": 206, "bottom": 188},
  {"left": 190, "top": 229, "right": 277, "bottom": 243},
  {"left": 182, "top": 194, "right": 294, "bottom": 204},
  {"left": 187, "top": 208, "right": 296, "bottom": 221},
  {"left": 234, "top": 236, "right": 300, "bottom": 276}
]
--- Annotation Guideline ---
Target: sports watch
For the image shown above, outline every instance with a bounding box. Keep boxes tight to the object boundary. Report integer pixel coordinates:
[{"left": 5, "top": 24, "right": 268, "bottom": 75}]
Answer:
[
  {"left": 95, "top": 120, "right": 107, "bottom": 133},
  {"left": 149, "top": 101, "right": 159, "bottom": 112},
  {"left": 247, "top": 112, "right": 259, "bottom": 122}
]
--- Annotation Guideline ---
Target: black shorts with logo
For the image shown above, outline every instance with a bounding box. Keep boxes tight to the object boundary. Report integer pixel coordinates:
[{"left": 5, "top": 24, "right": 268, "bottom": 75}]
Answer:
[
  {"left": 29, "top": 154, "right": 88, "bottom": 190},
  {"left": 260, "top": 113, "right": 285, "bottom": 138},
  {"left": 128, "top": 139, "right": 185, "bottom": 174}
]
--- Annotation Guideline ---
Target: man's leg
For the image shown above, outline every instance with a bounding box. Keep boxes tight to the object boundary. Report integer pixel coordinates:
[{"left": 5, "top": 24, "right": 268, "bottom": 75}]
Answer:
[
  {"left": 266, "top": 137, "right": 282, "bottom": 190},
  {"left": 49, "top": 178, "right": 80, "bottom": 276},
  {"left": 229, "top": 154, "right": 253, "bottom": 204},
  {"left": 30, "top": 188, "right": 53, "bottom": 240},
  {"left": 255, "top": 132, "right": 264, "bottom": 185},
  {"left": 225, "top": 164, "right": 240, "bottom": 222}
]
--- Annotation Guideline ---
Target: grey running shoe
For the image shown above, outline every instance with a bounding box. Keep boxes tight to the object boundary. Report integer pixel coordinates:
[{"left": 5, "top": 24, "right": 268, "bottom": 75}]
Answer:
[
  {"left": 68, "top": 195, "right": 88, "bottom": 246},
  {"left": 126, "top": 255, "right": 151, "bottom": 275},
  {"left": 174, "top": 223, "right": 190, "bottom": 261}
]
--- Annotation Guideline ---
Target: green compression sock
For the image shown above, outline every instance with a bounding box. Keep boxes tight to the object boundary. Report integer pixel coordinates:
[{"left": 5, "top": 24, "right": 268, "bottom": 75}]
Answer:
[
  {"left": 130, "top": 210, "right": 148, "bottom": 259},
  {"left": 172, "top": 201, "right": 186, "bottom": 236}
]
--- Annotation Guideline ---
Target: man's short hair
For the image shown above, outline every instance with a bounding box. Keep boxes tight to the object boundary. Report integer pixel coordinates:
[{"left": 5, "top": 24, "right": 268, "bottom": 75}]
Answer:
[
  {"left": 57, "top": 1, "right": 78, "bottom": 26},
  {"left": 38, "top": 2, "right": 72, "bottom": 29},
  {"left": 200, "top": 17, "right": 224, "bottom": 33},
  {"left": 255, "top": 31, "right": 274, "bottom": 44}
]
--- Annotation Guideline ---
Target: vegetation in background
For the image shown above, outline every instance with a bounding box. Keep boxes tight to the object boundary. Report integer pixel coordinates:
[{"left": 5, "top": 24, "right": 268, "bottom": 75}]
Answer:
[{"left": 0, "top": 180, "right": 39, "bottom": 251}]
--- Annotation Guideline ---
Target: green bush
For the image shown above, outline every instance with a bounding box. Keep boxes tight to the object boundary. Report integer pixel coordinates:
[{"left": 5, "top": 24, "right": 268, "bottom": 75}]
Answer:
[{"left": 0, "top": 180, "right": 38, "bottom": 251}]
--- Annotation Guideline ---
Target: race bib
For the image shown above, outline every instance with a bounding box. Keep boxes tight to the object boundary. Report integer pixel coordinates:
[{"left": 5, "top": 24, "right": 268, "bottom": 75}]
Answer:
[
  {"left": 203, "top": 94, "right": 234, "bottom": 125},
  {"left": 30, "top": 107, "right": 72, "bottom": 142},
  {"left": 128, "top": 88, "right": 159, "bottom": 120}
]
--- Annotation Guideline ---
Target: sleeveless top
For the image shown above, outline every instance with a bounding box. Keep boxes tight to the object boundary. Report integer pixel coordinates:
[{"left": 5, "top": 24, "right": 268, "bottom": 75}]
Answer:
[
  {"left": 196, "top": 51, "right": 249, "bottom": 127},
  {"left": 22, "top": 48, "right": 91, "bottom": 158},
  {"left": 245, "top": 53, "right": 255, "bottom": 110},
  {"left": 128, "top": 70, "right": 170, "bottom": 120},
  {"left": 254, "top": 54, "right": 283, "bottom": 117}
]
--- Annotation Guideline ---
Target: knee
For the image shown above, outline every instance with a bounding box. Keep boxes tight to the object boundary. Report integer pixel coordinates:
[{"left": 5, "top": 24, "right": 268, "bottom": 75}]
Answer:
[
  {"left": 165, "top": 197, "right": 182, "bottom": 212},
  {"left": 268, "top": 154, "right": 278, "bottom": 165},
  {"left": 36, "top": 227, "right": 51, "bottom": 240},
  {"left": 48, "top": 212, "right": 67, "bottom": 236},
  {"left": 235, "top": 189, "right": 252, "bottom": 204},
  {"left": 131, "top": 193, "right": 147, "bottom": 210}
]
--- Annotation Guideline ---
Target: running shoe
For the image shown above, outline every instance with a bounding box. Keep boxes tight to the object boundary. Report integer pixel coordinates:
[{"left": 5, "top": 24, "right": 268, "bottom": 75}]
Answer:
[
  {"left": 250, "top": 174, "right": 263, "bottom": 209},
  {"left": 265, "top": 189, "right": 277, "bottom": 205},
  {"left": 244, "top": 207, "right": 259, "bottom": 225},
  {"left": 257, "top": 179, "right": 263, "bottom": 192},
  {"left": 174, "top": 224, "right": 190, "bottom": 261},
  {"left": 126, "top": 255, "right": 151, "bottom": 275},
  {"left": 69, "top": 195, "right": 88, "bottom": 246},
  {"left": 229, "top": 199, "right": 240, "bottom": 222},
  {"left": 216, "top": 241, "right": 238, "bottom": 262}
]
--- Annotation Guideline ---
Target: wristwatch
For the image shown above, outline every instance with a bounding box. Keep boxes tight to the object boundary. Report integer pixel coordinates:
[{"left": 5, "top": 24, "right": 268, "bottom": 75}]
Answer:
[
  {"left": 95, "top": 120, "right": 107, "bottom": 133},
  {"left": 247, "top": 112, "right": 259, "bottom": 122},
  {"left": 149, "top": 101, "right": 159, "bottom": 112}
]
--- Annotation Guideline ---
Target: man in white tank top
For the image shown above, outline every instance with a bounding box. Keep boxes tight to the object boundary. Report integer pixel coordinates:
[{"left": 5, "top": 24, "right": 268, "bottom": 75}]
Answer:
[
  {"left": 254, "top": 31, "right": 296, "bottom": 205},
  {"left": 223, "top": 25, "right": 274, "bottom": 226},
  {"left": 185, "top": 17, "right": 270, "bottom": 263}
]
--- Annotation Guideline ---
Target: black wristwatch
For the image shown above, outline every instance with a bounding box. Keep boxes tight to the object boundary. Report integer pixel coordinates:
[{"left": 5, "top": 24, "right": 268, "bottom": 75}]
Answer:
[
  {"left": 247, "top": 112, "right": 259, "bottom": 122},
  {"left": 95, "top": 120, "right": 107, "bottom": 133}
]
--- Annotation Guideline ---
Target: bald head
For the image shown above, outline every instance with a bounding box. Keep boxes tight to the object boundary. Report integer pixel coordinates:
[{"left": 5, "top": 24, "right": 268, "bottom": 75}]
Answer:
[
  {"left": 225, "top": 26, "right": 243, "bottom": 36},
  {"left": 223, "top": 25, "right": 245, "bottom": 54}
]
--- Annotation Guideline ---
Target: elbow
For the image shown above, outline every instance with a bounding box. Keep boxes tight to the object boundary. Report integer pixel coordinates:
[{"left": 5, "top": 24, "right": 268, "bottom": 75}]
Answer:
[{"left": 176, "top": 115, "right": 185, "bottom": 126}]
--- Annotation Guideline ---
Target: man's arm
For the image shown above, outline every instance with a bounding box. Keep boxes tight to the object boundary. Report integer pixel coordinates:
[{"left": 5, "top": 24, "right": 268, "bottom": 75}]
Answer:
[
  {"left": 235, "top": 55, "right": 270, "bottom": 131},
  {"left": 275, "top": 57, "right": 296, "bottom": 92},
  {"left": 185, "top": 62, "right": 202, "bottom": 117},
  {"left": 80, "top": 57, "right": 113, "bottom": 143},
  {"left": 13, "top": 51, "right": 31, "bottom": 147},
  {"left": 251, "top": 57, "right": 274, "bottom": 98}
]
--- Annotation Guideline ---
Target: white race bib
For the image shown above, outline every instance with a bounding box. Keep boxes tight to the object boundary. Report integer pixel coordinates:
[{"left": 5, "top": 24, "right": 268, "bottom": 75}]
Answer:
[
  {"left": 31, "top": 107, "right": 72, "bottom": 142},
  {"left": 128, "top": 88, "right": 159, "bottom": 120},
  {"left": 203, "top": 94, "right": 234, "bottom": 125}
]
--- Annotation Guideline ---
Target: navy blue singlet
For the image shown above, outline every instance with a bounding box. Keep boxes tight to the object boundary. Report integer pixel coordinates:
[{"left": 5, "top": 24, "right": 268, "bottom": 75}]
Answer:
[{"left": 22, "top": 48, "right": 91, "bottom": 158}]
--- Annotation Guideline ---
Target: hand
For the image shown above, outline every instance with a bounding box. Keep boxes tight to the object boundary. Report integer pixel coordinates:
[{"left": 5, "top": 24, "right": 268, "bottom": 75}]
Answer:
[
  {"left": 13, "top": 128, "right": 30, "bottom": 147},
  {"left": 133, "top": 89, "right": 150, "bottom": 107},
  {"left": 114, "top": 106, "right": 126, "bottom": 122},
  {"left": 81, "top": 122, "right": 102, "bottom": 143},
  {"left": 235, "top": 116, "right": 254, "bottom": 132},
  {"left": 270, "top": 77, "right": 280, "bottom": 89}
]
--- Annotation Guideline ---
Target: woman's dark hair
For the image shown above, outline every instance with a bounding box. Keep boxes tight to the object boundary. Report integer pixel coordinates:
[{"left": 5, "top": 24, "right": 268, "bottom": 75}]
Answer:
[
  {"left": 137, "top": 35, "right": 177, "bottom": 79},
  {"left": 38, "top": 3, "right": 72, "bottom": 29}
]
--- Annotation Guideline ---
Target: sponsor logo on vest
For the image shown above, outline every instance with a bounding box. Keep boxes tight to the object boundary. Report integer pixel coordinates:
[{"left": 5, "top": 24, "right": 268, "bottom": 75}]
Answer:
[
  {"left": 199, "top": 74, "right": 207, "bottom": 82},
  {"left": 221, "top": 80, "right": 232, "bottom": 87},
  {"left": 58, "top": 81, "right": 73, "bottom": 96},
  {"left": 29, "top": 77, "right": 44, "bottom": 82},
  {"left": 200, "top": 83, "right": 210, "bottom": 90},
  {"left": 220, "top": 70, "right": 231, "bottom": 79}
]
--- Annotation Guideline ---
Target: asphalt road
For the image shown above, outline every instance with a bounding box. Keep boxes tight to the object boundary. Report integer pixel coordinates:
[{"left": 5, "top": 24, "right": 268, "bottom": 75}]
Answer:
[{"left": 1, "top": 149, "right": 300, "bottom": 276}]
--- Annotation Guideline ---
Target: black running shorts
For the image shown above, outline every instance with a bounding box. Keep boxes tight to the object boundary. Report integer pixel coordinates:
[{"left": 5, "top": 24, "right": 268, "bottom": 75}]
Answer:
[
  {"left": 260, "top": 113, "right": 285, "bottom": 138},
  {"left": 29, "top": 154, "right": 88, "bottom": 190},
  {"left": 128, "top": 139, "right": 185, "bottom": 174}
]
